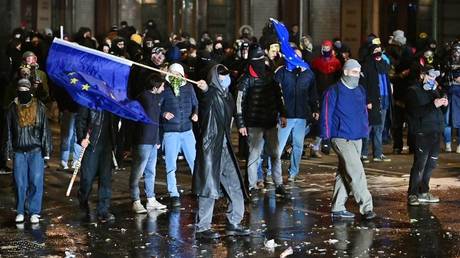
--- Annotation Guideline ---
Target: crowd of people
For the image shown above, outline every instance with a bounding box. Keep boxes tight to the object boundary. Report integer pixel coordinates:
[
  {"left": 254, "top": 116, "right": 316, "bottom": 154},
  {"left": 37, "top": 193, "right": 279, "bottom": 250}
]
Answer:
[{"left": 1, "top": 19, "right": 460, "bottom": 239}]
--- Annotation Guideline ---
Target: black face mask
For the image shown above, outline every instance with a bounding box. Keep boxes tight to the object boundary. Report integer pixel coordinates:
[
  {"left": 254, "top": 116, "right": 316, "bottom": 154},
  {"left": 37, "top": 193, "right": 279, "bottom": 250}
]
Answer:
[{"left": 18, "top": 91, "right": 32, "bottom": 104}]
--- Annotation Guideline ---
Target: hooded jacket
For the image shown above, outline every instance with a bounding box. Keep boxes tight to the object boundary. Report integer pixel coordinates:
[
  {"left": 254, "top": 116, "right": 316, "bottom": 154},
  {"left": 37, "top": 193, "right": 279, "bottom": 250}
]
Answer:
[{"left": 192, "top": 64, "right": 248, "bottom": 199}]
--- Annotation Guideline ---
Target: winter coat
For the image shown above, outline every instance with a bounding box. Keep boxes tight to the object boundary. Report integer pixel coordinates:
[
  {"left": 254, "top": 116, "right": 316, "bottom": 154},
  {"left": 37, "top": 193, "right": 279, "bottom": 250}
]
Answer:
[
  {"left": 235, "top": 70, "right": 287, "bottom": 129},
  {"left": 274, "top": 66, "right": 319, "bottom": 120},
  {"left": 406, "top": 83, "right": 444, "bottom": 134},
  {"left": 448, "top": 84, "right": 460, "bottom": 128},
  {"left": 4, "top": 97, "right": 52, "bottom": 159},
  {"left": 132, "top": 90, "right": 163, "bottom": 145},
  {"left": 360, "top": 57, "right": 392, "bottom": 125},
  {"left": 76, "top": 108, "right": 116, "bottom": 150},
  {"left": 160, "top": 82, "right": 198, "bottom": 133},
  {"left": 320, "top": 81, "right": 369, "bottom": 140},
  {"left": 192, "top": 64, "right": 248, "bottom": 199}
]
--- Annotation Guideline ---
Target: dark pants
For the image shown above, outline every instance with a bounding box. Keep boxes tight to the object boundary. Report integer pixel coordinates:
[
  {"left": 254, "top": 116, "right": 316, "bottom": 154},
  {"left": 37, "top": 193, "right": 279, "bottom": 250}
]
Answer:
[
  {"left": 408, "top": 132, "right": 440, "bottom": 196},
  {"left": 78, "top": 142, "right": 113, "bottom": 215},
  {"left": 0, "top": 110, "right": 7, "bottom": 168}
]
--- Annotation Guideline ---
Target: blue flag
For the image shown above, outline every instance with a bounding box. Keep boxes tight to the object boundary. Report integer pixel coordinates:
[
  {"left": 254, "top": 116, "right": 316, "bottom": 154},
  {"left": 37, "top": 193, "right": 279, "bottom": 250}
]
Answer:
[
  {"left": 270, "top": 18, "right": 310, "bottom": 71},
  {"left": 46, "top": 38, "right": 152, "bottom": 123}
]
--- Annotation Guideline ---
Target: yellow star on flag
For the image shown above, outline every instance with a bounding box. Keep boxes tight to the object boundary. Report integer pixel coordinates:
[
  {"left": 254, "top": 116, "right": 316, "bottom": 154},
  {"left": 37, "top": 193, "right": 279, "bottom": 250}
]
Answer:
[
  {"left": 70, "top": 78, "right": 79, "bottom": 84},
  {"left": 82, "top": 84, "right": 90, "bottom": 91}
]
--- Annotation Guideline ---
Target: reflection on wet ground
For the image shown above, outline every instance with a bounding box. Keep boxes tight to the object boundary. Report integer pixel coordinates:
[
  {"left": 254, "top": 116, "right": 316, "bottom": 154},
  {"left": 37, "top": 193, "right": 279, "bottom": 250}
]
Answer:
[{"left": 1, "top": 178, "right": 460, "bottom": 257}]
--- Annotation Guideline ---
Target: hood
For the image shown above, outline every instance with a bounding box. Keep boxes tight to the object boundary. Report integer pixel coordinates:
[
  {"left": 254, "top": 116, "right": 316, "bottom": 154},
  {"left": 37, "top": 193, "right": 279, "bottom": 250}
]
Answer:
[{"left": 207, "top": 64, "right": 227, "bottom": 92}]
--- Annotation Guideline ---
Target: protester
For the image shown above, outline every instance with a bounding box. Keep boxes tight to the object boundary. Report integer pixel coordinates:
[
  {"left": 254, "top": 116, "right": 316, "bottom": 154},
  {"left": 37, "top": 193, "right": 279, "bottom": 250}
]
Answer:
[
  {"left": 320, "top": 59, "right": 376, "bottom": 220},
  {"left": 5, "top": 78, "right": 52, "bottom": 223}
]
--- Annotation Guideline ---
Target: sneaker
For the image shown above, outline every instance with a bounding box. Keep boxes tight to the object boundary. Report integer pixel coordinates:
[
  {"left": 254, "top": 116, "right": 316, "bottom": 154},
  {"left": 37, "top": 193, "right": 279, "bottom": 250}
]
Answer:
[
  {"left": 361, "top": 156, "right": 370, "bottom": 164},
  {"left": 408, "top": 195, "right": 420, "bottom": 206},
  {"left": 310, "top": 149, "right": 322, "bottom": 158},
  {"left": 275, "top": 185, "right": 288, "bottom": 197},
  {"left": 15, "top": 214, "right": 24, "bottom": 223},
  {"left": 226, "top": 223, "right": 251, "bottom": 236},
  {"left": 456, "top": 145, "right": 460, "bottom": 154},
  {"left": 362, "top": 211, "right": 377, "bottom": 220},
  {"left": 418, "top": 193, "right": 440, "bottom": 203},
  {"left": 288, "top": 175, "right": 305, "bottom": 182},
  {"left": 60, "top": 161, "right": 69, "bottom": 170},
  {"left": 30, "top": 214, "right": 40, "bottom": 224},
  {"left": 446, "top": 143, "right": 452, "bottom": 152},
  {"left": 170, "top": 197, "right": 181, "bottom": 207},
  {"left": 288, "top": 176, "right": 295, "bottom": 182},
  {"left": 196, "top": 229, "right": 221, "bottom": 239},
  {"left": 146, "top": 197, "right": 167, "bottom": 210},
  {"left": 0, "top": 167, "right": 12, "bottom": 175},
  {"left": 132, "top": 200, "right": 147, "bottom": 214},
  {"left": 332, "top": 210, "right": 355, "bottom": 219},
  {"left": 249, "top": 188, "right": 259, "bottom": 201},
  {"left": 264, "top": 175, "right": 274, "bottom": 185},
  {"left": 97, "top": 212, "right": 115, "bottom": 222},
  {"left": 373, "top": 155, "right": 391, "bottom": 162}
]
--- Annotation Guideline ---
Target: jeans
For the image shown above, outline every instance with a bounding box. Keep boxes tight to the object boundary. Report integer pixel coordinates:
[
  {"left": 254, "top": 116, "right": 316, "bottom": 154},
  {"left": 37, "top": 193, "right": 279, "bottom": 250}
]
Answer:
[
  {"left": 408, "top": 132, "right": 440, "bottom": 196},
  {"left": 78, "top": 142, "right": 113, "bottom": 215},
  {"left": 14, "top": 149, "right": 44, "bottom": 215},
  {"left": 163, "top": 130, "right": 196, "bottom": 197},
  {"left": 362, "top": 109, "right": 387, "bottom": 158},
  {"left": 443, "top": 103, "right": 460, "bottom": 144},
  {"left": 60, "top": 111, "right": 81, "bottom": 166},
  {"left": 247, "top": 127, "right": 282, "bottom": 189},
  {"left": 130, "top": 144, "right": 158, "bottom": 201},
  {"left": 278, "top": 118, "right": 309, "bottom": 177}
]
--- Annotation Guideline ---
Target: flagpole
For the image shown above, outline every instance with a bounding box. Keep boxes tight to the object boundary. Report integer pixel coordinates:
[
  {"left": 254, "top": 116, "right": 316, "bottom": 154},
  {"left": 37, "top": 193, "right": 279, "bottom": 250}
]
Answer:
[{"left": 133, "top": 61, "right": 200, "bottom": 85}]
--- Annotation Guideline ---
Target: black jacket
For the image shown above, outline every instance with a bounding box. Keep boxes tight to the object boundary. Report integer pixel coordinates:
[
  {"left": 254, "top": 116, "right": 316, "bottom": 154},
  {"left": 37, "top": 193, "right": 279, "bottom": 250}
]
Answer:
[
  {"left": 235, "top": 72, "right": 286, "bottom": 129},
  {"left": 132, "top": 90, "right": 162, "bottom": 145},
  {"left": 76, "top": 107, "right": 116, "bottom": 150},
  {"left": 4, "top": 98, "right": 52, "bottom": 159},
  {"left": 360, "top": 57, "right": 392, "bottom": 125},
  {"left": 192, "top": 65, "right": 248, "bottom": 199},
  {"left": 406, "top": 83, "right": 444, "bottom": 134}
]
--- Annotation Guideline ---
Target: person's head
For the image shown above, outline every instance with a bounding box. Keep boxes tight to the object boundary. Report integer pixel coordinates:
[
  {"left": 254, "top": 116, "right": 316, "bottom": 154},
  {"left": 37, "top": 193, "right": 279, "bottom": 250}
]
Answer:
[
  {"left": 423, "top": 50, "right": 435, "bottom": 64},
  {"left": 321, "top": 40, "right": 333, "bottom": 57},
  {"left": 266, "top": 42, "right": 280, "bottom": 60},
  {"left": 291, "top": 24, "right": 299, "bottom": 33},
  {"left": 17, "top": 78, "right": 32, "bottom": 104},
  {"left": 102, "top": 44, "right": 110, "bottom": 53},
  {"left": 341, "top": 59, "right": 361, "bottom": 89},
  {"left": 19, "top": 65, "right": 31, "bottom": 79},
  {"left": 301, "top": 35, "right": 313, "bottom": 52},
  {"left": 168, "top": 63, "right": 185, "bottom": 77},
  {"left": 333, "top": 38, "right": 342, "bottom": 49},
  {"left": 216, "top": 65, "right": 231, "bottom": 89},
  {"left": 151, "top": 47, "right": 166, "bottom": 65},
  {"left": 370, "top": 43, "right": 382, "bottom": 61},
  {"left": 452, "top": 69, "right": 460, "bottom": 84},
  {"left": 452, "top": 43, "right": 460, "bottom": 59},
  {"left": 147, "top": 73, "right": 165, "bottom": 94},
  {"left": 22, "top": 51, "right": 38, "bottom": 65}
]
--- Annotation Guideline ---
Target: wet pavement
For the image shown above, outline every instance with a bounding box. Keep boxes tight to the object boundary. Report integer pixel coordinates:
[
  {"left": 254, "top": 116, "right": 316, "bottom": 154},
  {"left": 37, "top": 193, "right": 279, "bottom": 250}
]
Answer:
[{"left": 1, "top": 126, "right": 460, "bottom": 257}]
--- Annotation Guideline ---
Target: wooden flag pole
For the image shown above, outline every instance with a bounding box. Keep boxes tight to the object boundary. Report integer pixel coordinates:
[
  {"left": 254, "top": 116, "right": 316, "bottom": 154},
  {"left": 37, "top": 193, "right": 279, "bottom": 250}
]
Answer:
[
  {"left": 133, "top": 62, "right": 200, "bottom": 85},
  {"left": 66, "top": 132, "right": 90, "bottom": 197}
]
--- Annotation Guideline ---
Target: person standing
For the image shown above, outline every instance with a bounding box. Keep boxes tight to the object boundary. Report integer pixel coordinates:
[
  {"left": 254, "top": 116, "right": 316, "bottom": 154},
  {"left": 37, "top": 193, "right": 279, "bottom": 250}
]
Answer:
[
  {"left": 161, "top": 63, "right": 199, "bottom": 207},
  {"left": 406, "top": 67, "right": 446, "bottom": 206},
  {"left": 235, "top": 44, "right": 288, "bottom": 198},
  {"left": 130, "top": 74, "right": 167, "bottom": 213},
  {"left": 320, "top": 59, "right": 376, "bottom": 220},
  {"left": 5, "top": 78, "right": 52, "bottom": 223},
  {"left": 193, "top": 64, "right": 250, "bottom": 239},
  {"left": 275, "top": 49, "right": 319, "bottom": 182},
  {"left": 76, "top": 107, "right": 117, "bottom": 222},
  {"left": 360, "top": 40, "right": 392, "bottom": 163}
]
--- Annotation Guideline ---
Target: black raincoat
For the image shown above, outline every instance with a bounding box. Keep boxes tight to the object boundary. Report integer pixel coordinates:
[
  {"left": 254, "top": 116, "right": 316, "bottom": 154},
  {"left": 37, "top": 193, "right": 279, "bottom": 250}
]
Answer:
[{"left": 192, "top": 64, "right": 248, "bottom": 199}]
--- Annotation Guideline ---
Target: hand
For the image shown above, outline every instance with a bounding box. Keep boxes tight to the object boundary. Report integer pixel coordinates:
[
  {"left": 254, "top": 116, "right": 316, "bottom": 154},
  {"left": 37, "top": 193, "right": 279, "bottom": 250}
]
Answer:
[
  {"left": 434, "top": 98, "right": 445, "bottom": 108},
  {"left": 442, "top": 97, "right": 449, "bottom": 107},
  {"left": 312, "top": 113, "right": 319, "bottom": 120},
  {"left": 163, "top": 112, "right": 175, "bottom": 120},
  {"left": 280, "top": 117, "right": 287, "bottom": 128},
  {"left": 196, "top": 80, "right": 208, "bottom": 91},
  {"left": 367, "top": 103, "right": 372, "bottom": 110},
  {"left": 81, "top": 138, "right": 90, "bottom": 148},
  {"left": 191, "top": 114, "right": 198, "bottom": 122},
  {"left": 239, "top": 127, "right": 248, "bottom": 136},
  {"left": 155, "top": 144, "right": 161, "bottom": 149}
]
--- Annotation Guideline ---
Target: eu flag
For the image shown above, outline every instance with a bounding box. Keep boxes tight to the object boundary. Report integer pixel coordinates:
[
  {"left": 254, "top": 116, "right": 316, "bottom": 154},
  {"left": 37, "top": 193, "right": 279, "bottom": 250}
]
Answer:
[
  {"left": 46, "top": 38, "right": 152, "bottom": 123},
  {"left": 270, "top": 18, "right": 310, "bottom": 71}
]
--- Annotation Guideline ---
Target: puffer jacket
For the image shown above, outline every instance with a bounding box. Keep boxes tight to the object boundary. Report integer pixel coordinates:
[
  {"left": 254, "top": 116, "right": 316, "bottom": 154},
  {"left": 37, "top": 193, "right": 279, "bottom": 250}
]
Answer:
[
  {"left": 160, "top": 82, "right": 198, "bottom": 133},
  {"left": 4, "top": 98, "right": 52, "bottom": 159},
  {"left": 235, "top": 73, "right": 286, "bottom": 129}
]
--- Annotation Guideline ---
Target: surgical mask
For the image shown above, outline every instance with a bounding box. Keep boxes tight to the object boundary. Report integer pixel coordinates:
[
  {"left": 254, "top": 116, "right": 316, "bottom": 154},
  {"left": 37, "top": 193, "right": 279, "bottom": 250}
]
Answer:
[
  {"left": 17, "top": 90, "right": 32, "bottom": 104},
  {"left": 219, "top": 75, "right": 231, "bottom": 89},
  {"left": 423, "top": 79, "right": 437, "bottom": 91},
  {"left": 341, "top": 75, "right": 360, "bottom": 89}
]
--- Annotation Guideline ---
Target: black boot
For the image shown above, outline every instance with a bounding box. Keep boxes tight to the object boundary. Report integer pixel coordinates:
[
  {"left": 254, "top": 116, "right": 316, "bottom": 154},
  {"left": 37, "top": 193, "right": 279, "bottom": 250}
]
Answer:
[{"left": 196, "top": 229, "right": 221, "bottom": 239}]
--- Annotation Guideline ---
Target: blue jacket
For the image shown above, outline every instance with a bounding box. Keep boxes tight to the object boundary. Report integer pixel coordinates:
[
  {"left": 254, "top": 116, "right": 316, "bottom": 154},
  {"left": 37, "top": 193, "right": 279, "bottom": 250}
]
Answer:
[
  {"left": 274, "top": 67, "right": 319, "bottom": 120},
  {"left": 320, "top": 81, "right": 369, "bottom": 140},
  {"left": 161, "top": 82, "right": 198, "bottom": 132}
]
